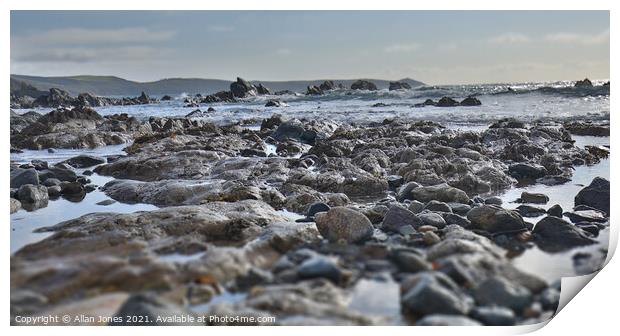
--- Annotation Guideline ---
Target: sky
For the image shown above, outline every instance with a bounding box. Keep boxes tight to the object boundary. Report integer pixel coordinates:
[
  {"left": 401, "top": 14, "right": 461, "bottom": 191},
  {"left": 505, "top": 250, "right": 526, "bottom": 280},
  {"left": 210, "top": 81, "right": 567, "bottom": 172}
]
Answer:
[{"left": 10, "top": 11, "right": 610, "bottom": 85}]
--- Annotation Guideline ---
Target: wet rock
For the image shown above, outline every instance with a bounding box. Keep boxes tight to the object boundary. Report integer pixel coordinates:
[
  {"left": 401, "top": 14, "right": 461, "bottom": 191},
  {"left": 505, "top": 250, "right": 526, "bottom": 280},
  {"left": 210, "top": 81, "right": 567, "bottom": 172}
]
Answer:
[
  {"left": 516, "top": 205, "right": 547, "bottom": 218},
  {"left": 47, "top": 185, "right": 62, "bottom": 197},
  {"left": 297, "top": 256, "right": 342, "bottom": 283},
  {"left": 64, "top": 155, "right": 106, "bottom": 168},
  {"left": 416, "top": 315, "right": 482, "bottom": 326},
  {"left": 408, "top": 200, "right": 425, "bottom": 214},
  {"left": 350, "top": 80, "right": 378, "bottom": 91},
  {"left": 10, "top": 198, "right": 21, "bottom": 213},
  {"left": 519, "top": 192, "right": 549, "bottom": 204},
  {"left": 386, "top": 175, "right": 404, "bottom": 189},
  {"left": 17, "top": 184, "right": 48, "bottom": 204},
  {"left": 60, "top": 181, "right": 85, "bottom": 195},
  {"left": 472, "top": 276, "right": 532, "bottom": 312},
  {"left": 424, "top": 200, "right": 452, "bottom": 213},
  {"left": 392, "top": 250, "right": 431, "bottom": 273},
  {"left": 467, "top": 205, "right": 526, "bottom": 234},
  {"left": 306, "top": 85, "right": 323, "bottom": 95},
  {"left": 564, "top": 209, "right": 607, "bottom": 223},
  {"left": 418, "top": 211, "right": 447, "bottom": 229},
  {"left": 508, "top": 163, "right": 547, "bottom": 180},
  {"left": 381, "top": 205, "right": 423, "bottom": 232},
  {"left": 484, "top": 196, "right": 502, "bottom": 206},
  {"left": 410, "top": 183, "right": 469, "bottom": 204},
  {"left": 96, "top": 199, "right": 116, "bottom": 206},
  {"left": 448, "top": 203, "right": 471, "bottom": 216},
  {"left": 110, "top": 293, "right": 200, "bottom": 326},
  {"left": 532, "top": 216, "right": 596, "bottom": 251},
  {"left": 389, "top": 81, "right": 411, "bottom": 91},
  {"left": 230, "top": 77, "right": 257, "bottom": 98},
  {"left": 574, "top": 177, "right": 609, "bottom": 214},
  {"left": 396, "top": 181, "right": 422, "bottom": 201},
  {"left": 10, "top": 168, "right": 39, "bottom": 188},
  {"left": 471, "top": 306, "right": 516, "bottom": 325},
  {"left": 423, "top": 231, "right": 442, "bottom": 245},
  {"left": 319, "top": 80, "right": 336, "bottom": 91},
  {"left": 564, "top": 122, "right": 609, "bottom": 136},
  {"left": 574, "top": 78, "right": 593, "bottom": 87},
  {"left": 539, "top": 287, "right": 560, "bottom": 311},
  {"left": 400, "top": 272, "right": 471, "bottom": 316},
  {"left": 265, "top": 99, "right": 288, "bottom": 107},
  {"left": 547, "top": 204, "right": 563, "bottom": 217},
  {"left": 272, "top": 120, "right": 320, "bottom": 145},
  {"left": 435, "top": 97, "right": 460, "bottom": 107},
  {"left": 460, "top": 97, "right": 481, "bottom": 106},
  {"left": 314, "top": 207, "right": 373, "bottom": 243},
  {"left": 256, "top": 83, "right": 272, "bottom": 95},
  {"left": 42, "top": 166, "right": 78, "bottom": 182},
  {"left": 42, "top": 178, "right": 61, "bottom": 187},
  {"left": 307, "top": 202, "right": 330, "bottom": 217}
]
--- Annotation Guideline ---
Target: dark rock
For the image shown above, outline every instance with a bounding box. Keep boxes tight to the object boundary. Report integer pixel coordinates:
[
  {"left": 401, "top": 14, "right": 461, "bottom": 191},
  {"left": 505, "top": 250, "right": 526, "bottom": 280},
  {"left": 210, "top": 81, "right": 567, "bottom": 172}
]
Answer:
[
  {"left": 508, "top": 163, "right": 547, "bottom": 180},
  {"left": 307, "top": 202, "right": 330, "bottom": 217},
  {"left": 574, "top": 78, "right": 593, "bottom": 87},
  {"left": 471, "top": 306, "right": 516, "bottom": 325},
  {"left": 10, "top": 168, "right": 39, "bottom": 188},
  {"left": 516, "top": 205, "right": 547, "bottom": 218},
  {"left": 110, "top": 293, "right": 200, "bottom": 326},
  {"left": 255, "top": 83, "right": 272, "bottom": 95},
  {"left": 47, "top": 185, "right": 61, "bottom": 197},
  {"left": 392, "top": 250, "right": 431, "bottom": 273},
  {"left": 296, "top": 256, "right": 342, "bottom": 283},
  {"left": 401, "top": 272, "right": 471, "bottom": 316},
  {"left": 489, "top": 118, "right": 526, "bottom": 129},
  {"left": 467, "top": 205, "right": 526, "bottom": 234},
  {"left": 161, "top": 95, "right": 172, "bottom": 101},
  {"left": 410, "top": 183, "right": 470, "bottom": 204},
  {"left": 64, "top": 155, "right": 106, "bottom": 168},
  {"left": 271, "top": 120, "right": 320, "bottom": 145},
  {"left": 319, "top": 80, "right": 336, "bottom": 91},
  {"left": 472, "top": 276, "right": 532, "bottom": 312},
  {"left": 350, "top": 80, "right": 378, "bottom": 91},
  {"left": 418, "top": 211, "right": 447, "bottom": 229},
  {"left": 416, "top": 315, "right": 482, "bottom": 326},
  {"left": 424, "top": 200, "right": 452, "bottom": 213},
  {"left": 230, "top": 77, "right": 257, "bottom": 98},
  {"left": 436, "top": 97, "right": 460, "bottom": 107},
  {"left": 408, "top": 200, "right": 425, "bottom": 214},
  {"left": 265, "top": 99, "right": 288, "bottom": 107},
  {"left": 519, "top": 192, "right": 549, "bottom": 204},
  {"left": 547, "top": 204, "right": 563, "bottom": 217},
  {"left": 17, "top": 184, "right": 48, "bottom": 204},
  {"left": 314, "top": 207, "right": 373, "bottom": 243},
  {"left": 386, "top": 175, "right": 404, "bottom": 189},
  {"left": 60, "top": 181, "right": 85, "bottom": 195},
  {"left": 460, "top": 97, "right": 481, "bottom": 106},
  {"left": 306, "top": 85, "right": 323, "bottom": 95},
  {"left": 564, "top": 209, "right": 607, "bottom": 223},
  {"left": 564, "top": 122, "right": 610, "bottom": 136},
  {"left": 448, "top": 203, "right": 471, "bottom": 216},
  {"left": 389, "top": 81, "right": 412, "bottom": 91},
  {"left": 574, "top": 177, "right": 609, "bottom": 214},
  {"left": 96, "top": 199, "right": 116, "bottom": 206},
  {"left": 396, "top": 181, "right": 422, "bottom": 201},
  {"left": 532, "top": 216, "right": 596, "bottom": 250},
  {"left": 382, "top": 205, "right": 423, "bottom": 232}
]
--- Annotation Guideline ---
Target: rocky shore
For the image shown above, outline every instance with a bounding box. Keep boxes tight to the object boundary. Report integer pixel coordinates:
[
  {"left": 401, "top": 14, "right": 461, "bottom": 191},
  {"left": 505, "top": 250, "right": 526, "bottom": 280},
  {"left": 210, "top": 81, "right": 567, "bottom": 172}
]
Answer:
[{"left": 10, "top": 105, "right": 610, "bottom": 325}]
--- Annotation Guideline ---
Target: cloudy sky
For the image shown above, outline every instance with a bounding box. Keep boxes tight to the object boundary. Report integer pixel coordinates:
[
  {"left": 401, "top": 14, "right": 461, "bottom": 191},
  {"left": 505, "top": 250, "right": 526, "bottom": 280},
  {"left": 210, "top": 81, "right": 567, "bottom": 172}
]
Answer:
[{"left": 10, "top": 11, "right": 609, "bottom": 84}]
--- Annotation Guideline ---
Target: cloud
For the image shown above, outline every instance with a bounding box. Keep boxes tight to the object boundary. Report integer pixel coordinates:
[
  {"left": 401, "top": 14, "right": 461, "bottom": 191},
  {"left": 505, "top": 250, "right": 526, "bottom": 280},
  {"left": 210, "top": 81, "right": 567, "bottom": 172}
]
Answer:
[
  {"left": 488, "top": 33, "right": 530, "bottom": 44},
  {"left": 384, "top": 43, "right": 420, "bottom": 53},
  {"left": 544, "top": 29, "right": 609, "bottom": 45},
  {"left": 15, "top": 27, "right": 176, "bottom": 45},
  {"left": 13, "top": 46, "right": 165, "bottom": 63}
]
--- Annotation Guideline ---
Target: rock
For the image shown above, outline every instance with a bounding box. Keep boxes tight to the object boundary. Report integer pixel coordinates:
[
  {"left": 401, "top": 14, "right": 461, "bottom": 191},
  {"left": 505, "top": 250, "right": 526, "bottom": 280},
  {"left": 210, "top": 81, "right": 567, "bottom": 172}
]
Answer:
[
  {"left": 408, "top": 200, "right": 425, "bottom": 214},
  {"left": 516, "top": 205, "right": 547, "bottom": 218},
  {"left": 435, "top": 97, "right": 459, "bottom": 107},
  {"left": 10, "top": 198, "right": 21, "bottom": 213},
  {"left": 484, "top": 196, "right": 502, "bottom": 206},
  {"left": 319, "top": 80, "right": 336, "bottom": 91},
  {"left": 60, "top": 181, "right": 85, "bottom": 195},
  {"left": 314, "top": 207, "right": 373, "bottom": 243},
  {"left": 272, "top": 120, "right": 320, "bottom": 145},
  {"left": 382, "top": 205, "right": 423, "bottom": 232},
  {"left": 547, "top": 204, "right": 563, "bottom": 217},
  {"left": 472, "top": 276, "right": 532, "bottom": 312},
  {"left": 467, "top": 205, "right": 526, "bottom": 234},
  {"left": 42, "top": 178, "right": 62, "bottom": 187},
  {"left": 508, "top": 163, "right": 547, "bottom": 180},
  {"left": 110, "top": 293, "right": 200, "bottom": 326},
  {"left": 418, "top": 211, "right": 447, "bottom": 229},
  {"left": 10, "top": 168, "right": 39, "bottom": 188},
  {"left": 265, "top": 99, "right": 288, "bottom": 107},
  {"left": 230, "top": 77, "right": 257, "bottom": 98},
  {"left": 532, "top": 216, "right": 596, "bottom": 250},
  {"left": 460, "top": 97, "right": 481, "bottom": 106},
  {"left": 137, "top": 91, "right": 151, "bottom": 104},
  {"left": 296, "top": 256, "right": 342, "bottom": 283},
  {"left": 471, "top": 306, "right": 516, "bottom": 325},
  {"left": 161, "top": 95, "right": 172, "bottom": 101},
  {"left": 388, "top": 81, "right": 412, "bottom": 91},
  {"left": 307, "top": 202, "right": 330, "bottom": 217},
  {"left": 96, "top": 199, "right": 116, "bottom": 206},
  {"left": 401, "top": 272, "right": 471, "bottom": 316},
  {"left": 489, "top": 118, "right": 526, "bottom": 129},
  {"left": 424, "top": 200, "right": 452, "bottom": 213},
  {"left": 255, "top": 83, "right": 272, "bottom": 95},
  {"left": 564, "top": 122, "right": 610, "bottom": 136},
  {"left": 64, "top": 155, "right": 106, "bottom": 168},
  {"left": 350, "top": 80, "right": 378, "bottom": 91},
  {"left": 306, "top": 85, "right": 323, "bottom": 95},
  {"left": 392, "top": 251, "right": 431, "bottom": 273},
  {"left": 564, "top": 209, "right": 607, "bottom": 223},
  {"left": 416, "top": 315, "right": 482, "bottom": 326},
  {"left": 574, "top": 78, "right": 593, "bottom": 87},
  {"left": 448, "top": 203, "right": 471, "bottom": 216},
  {"left": 423, "top": 231, "right": 441, "bottom": 245},
  {"left": 17, "top": 184, "right": 49, "bottom": 204},
  {"left": 519, "top": 192, "right": 549, "bottom": 204},
  {"left": 47, "top": 185, "right": 62, "bottom": 197},
  {"left": 396, "top": 181, "right": 422, "bottom": 201},
  {"left": 574, "top": 177, "right": 609, "bottom": 214},
  {"left": 410, "top": 183, "right": 469, "bottom": 204}
]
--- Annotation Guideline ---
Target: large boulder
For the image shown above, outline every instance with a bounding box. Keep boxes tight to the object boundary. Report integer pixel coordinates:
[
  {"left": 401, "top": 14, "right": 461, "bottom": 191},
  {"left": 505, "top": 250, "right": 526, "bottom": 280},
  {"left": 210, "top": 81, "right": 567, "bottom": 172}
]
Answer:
[
  {"left": 389, "top": 81, "right": 412, "bottom": 91},
  {"left": 230, "top": 77, "right": 257, "bottom": 98},
  {"left": 350, "top": 80, "right": 378, "bottom": 91},
  {"left": 472, "top": 276, "right": 532, "bottom": 311},
  {"left": 574, "top": 78, "right": 593, "bottom": 87},
  {"left": 532, "top": 216, "right": 596, "bottom": 251},
  {"left": 466, "top": 205, "right": 527, "bottom": 234},
  {"left": 574, "top": 177, "right": 609, "bottom": 214},
  {"left": 410, "top": 183, "right": 470, "bottom": 204},
  {"left": 17, "top": 184, "right": 49, "bottom": 204},
  {"left": 314, "top": 207, "right": 373, "bottom": 243},
  {"left": 10, "top": 168, "right": 39, "bottom": 188},
  {"left": 381, "top": 205, "right": 423, "bottom": 232}
]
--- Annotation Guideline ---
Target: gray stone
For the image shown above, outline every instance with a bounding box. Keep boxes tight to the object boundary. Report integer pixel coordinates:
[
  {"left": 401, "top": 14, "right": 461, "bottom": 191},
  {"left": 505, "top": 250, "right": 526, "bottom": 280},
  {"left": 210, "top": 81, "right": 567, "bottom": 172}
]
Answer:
[
  {"left": 532, "top": 216, "right": 596, "bottom": 250},
  {"left": 410, "top": 183, "right": 470, "bottom": 204},
  {"left": 416, "top": 315, "right": 482, "bottom": 326},
  {"left": 472, "top": 276, "right": 532, "bottom": 311},
  {"left": 418, "top": 211, "right": 447, "bottom": 229},
  {"left": 519, "top": 192, "right": 549, "bottom": 204},
  {"left": 471, "top": 306, "right": 516, "bottom": 325},
  {"left": 314, "top": 207, "right": 373, "bottom": 243},
  {"left": 382, "top": 205, "right": 423, "bottom": 232},
  {"left": 17, "top": 184, "right": 48, "bottom": 204},
  {"left": 401, "top": 272, "right": 471, "bottom": 316},
  {"left": 10, "top": 168, "right": 39, "bottom": 188},
  {"left": 467, "top": 205, "right": 526, "bottom": 233}
]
